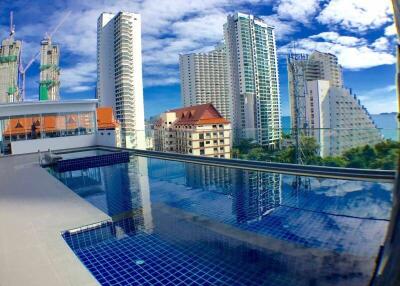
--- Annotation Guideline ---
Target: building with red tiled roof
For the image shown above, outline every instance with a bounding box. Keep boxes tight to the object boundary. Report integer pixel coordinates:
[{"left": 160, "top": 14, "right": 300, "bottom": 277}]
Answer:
[
  {"left": 154, "top": 103, "right": 231, "bottom": 158},
  {"left": 96, "top": 107, "right": 121, "bottom": 147}
]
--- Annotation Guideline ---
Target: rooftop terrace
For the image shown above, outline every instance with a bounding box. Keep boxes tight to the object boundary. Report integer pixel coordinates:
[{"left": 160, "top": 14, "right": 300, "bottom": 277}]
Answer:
[{"left": 0, "top": 146, "right": 396, "bottom": 285}]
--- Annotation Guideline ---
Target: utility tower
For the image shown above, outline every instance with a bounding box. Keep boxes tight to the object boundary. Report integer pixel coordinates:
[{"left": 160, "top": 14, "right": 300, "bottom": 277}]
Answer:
[
  {"left": 287, "top": 51, "right": 312, "bottom": 192},
  {"left": 287, "top": 53, "right": 310, "bottom": 165}
]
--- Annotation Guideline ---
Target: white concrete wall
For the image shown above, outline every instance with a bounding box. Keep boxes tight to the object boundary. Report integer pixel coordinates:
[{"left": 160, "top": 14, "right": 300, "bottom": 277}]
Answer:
[
  {"left": 11, "top": 134, "right": 96, "bottom": 154},
  {"left": 96, "top": 131, "right": 117, "bottom": 147}
]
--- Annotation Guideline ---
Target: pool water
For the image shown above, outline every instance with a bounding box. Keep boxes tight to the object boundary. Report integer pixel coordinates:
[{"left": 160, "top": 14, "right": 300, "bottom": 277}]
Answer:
[{"left": 53, "top": 155, "right": 393, "bottom": 286}]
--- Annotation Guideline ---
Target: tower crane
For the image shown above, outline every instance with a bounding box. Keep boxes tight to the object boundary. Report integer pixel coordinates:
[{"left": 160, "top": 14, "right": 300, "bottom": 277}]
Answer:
[{"left": 18, "top": 11, "right": 71, "bottom": 101}]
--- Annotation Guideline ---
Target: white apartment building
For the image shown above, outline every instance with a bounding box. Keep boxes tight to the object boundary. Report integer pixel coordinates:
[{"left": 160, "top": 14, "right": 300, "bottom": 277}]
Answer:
[
  {"left": 289, "top": 51, "right": 381, "bottom": 157},
  {"left": 39, "top": 37, "right": 60, "bottom": 101},
  {"left": 179, "top": 44, "right": 230, "bottom": 120},
  {"left": 154, "top": 104, "right": 231, "bottom": 158},
  {"left": 224, "top": 13, "right": 281, "bottom": 147},
  {"left": 307, "top": 51, "right": 343, "bottom": 88},
  {"left": 306, "top": 80, "right": 381, "bottom": 157},
  {"left": 289, "top": 51, "right": 343, "bottom": 131},
  {"left": 97, "top": 12, "right": 145, "bottom": 149}
]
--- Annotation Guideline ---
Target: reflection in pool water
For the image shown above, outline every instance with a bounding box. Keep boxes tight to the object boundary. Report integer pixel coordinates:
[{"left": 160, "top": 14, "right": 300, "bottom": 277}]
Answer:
[{"left": 53, "top": 155, "right": 393, "bottom": 286}]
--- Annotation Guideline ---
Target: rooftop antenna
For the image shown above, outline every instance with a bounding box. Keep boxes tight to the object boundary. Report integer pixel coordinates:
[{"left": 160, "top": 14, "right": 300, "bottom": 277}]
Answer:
[{"left": 18, "top": 11, "right": 71, "bottom": 101}]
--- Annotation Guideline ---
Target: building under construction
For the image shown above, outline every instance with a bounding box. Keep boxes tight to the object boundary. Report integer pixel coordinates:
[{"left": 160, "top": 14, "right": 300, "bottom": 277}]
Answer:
[
  {"left": 0, "top": 27, "right": 21, "bottom": 103},
  {"left": 39, "top": 37, "right": 60, "bottom": 101}
]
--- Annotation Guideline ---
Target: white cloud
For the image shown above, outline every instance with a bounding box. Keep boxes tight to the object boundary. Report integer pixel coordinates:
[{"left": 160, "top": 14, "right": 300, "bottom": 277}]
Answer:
[
  {"left": 317, "top": 0, "right": 393, "bottom": 32},
  {"left": 274, "top": 0, "right": 321, "bottom": 24},
  {"left": 60, "top": 62, "right": 96, "bottom": 93},
  {"left": 357, "top": 85, "right": 397, "bottom": 114},
  {"left": 41, "top": 0, "right": 269, "bottom": 88},
  {"left": 261, "top": 15, "right": 297, "bottom": 40},
  {"left": 279, "top": 32, "right": 396, "bottom": 70},
  {"left": 371, "top": 37, "right": 390, "bottom": 52},
  {"left": 310, "top": 32, "right": 366, "bottom": 47},
  {"left": 384, "top": 23, "right": 397, "bottom": 37}
]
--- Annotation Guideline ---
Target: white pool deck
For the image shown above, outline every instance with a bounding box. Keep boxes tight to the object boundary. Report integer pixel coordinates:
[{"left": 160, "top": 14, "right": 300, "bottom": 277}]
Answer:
[{"left": 0, "top": 153, "right": 110, "bottom": 286}]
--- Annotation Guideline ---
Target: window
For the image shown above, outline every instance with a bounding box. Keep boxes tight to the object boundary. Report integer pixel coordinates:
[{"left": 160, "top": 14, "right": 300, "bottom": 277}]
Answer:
[
  {"left": 200, "top": 142, "right": 204, "bottom": 147},
  {"left": 200, "top": 149, "right": 205, "bottom": 155},
  {"left": 199, "top": 134, "right": 204, "bottom": 139}
]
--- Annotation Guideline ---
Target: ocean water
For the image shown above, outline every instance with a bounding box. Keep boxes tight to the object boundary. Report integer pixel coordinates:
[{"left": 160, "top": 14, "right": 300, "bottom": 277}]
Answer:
[
  {"left": 372, "top": 113, "right": 398, "bottom": 140},
  {"left": 283, "top": 114, "right": 398, "bottom": 140}
]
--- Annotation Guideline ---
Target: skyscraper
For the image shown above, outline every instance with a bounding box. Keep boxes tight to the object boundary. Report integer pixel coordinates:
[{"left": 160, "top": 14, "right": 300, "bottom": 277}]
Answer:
[
  {"left": 97, "top": 12, "right": 145, "bottom": 149},
  {"left": 288, "top": 51, "right": 343, "bottom": 131},
  {"left": 224, "top": 13, "right": 281, "bottom": 147},
  {"left": 39, "top": 37, "right": 60, "bottom": 101},
  {"left": 288, "top": 51, "right": 381, "bottom": 157},
  {"left": 0, "top": 36, "right": 21, "bottom": 103},
  {"left": 179, "top": 44, "right": 230, "bottom": 120}
]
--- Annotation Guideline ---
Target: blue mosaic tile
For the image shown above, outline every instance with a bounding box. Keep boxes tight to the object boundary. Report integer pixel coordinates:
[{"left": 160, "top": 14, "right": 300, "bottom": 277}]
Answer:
[
  {"left": 55, "top": 151, "right": 129, "bottom": 172},
  {"left": 53, "top": 154, "right": 393, "bottom": 286}
]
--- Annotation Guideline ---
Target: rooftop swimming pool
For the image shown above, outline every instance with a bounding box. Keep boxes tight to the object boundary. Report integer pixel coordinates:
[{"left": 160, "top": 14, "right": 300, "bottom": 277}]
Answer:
[{"left": 50, "top": 153, "right": 393, "bottom": 286}]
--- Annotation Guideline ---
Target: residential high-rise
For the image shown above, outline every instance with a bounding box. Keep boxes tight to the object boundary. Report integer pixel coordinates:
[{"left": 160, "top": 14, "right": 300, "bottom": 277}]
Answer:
[
  {"left": 0, "top": 37, "right": 21, "bottom": 103},
  {"left": 305, "top": 80, "right": 381, "bottom": 157},
  {"left": 288, "top": 51, "right": 382, "bottom": 157},
  {"left": 288, "top": 51, "right": 343, "bottom": 131},
  {"left": 306, "top": 51, "right": 343, "bottom": 87},
  {"left": 97, "top": 12, "right": 145, "bottom": 149},
  {"left": 224, "top": 13, "right": 281, "bottom": 147},
  {"left": 39, "top": 37, "right": 60, "bottom": 101},
  {"left": 154, "top": 103, "right": 231, "bottom": 158},
  {"left": 179, "top": 44, "right": 230, "bottom": 120}
]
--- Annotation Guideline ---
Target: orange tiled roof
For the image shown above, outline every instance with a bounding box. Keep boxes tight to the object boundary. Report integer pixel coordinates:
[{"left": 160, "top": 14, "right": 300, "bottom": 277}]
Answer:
[
  {"left": 97, "top": 107, "right": 119, "bottom": 129},
  {"left": 169, "top": 103, "right": 229, "bottom": 125},
  {"left": 3, "top": 114, "right": 82, "bottom": 136},
  {"left": 153, "top": 118, "right": 163, "bottom": 127}
]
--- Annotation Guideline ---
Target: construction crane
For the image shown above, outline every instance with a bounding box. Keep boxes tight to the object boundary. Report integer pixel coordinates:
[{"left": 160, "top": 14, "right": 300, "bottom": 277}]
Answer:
[
  {"left": 9, "top": 11, "right": 15, "bottom": 39},
  {"left": 18, "top": 11, "right": 71, "bottom": 101}
]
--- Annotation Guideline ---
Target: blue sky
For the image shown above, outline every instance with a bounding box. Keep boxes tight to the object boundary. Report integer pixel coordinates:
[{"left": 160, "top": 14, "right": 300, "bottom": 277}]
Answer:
[{"left": 1, "top": 0, "right": 397, "bottom": 118}]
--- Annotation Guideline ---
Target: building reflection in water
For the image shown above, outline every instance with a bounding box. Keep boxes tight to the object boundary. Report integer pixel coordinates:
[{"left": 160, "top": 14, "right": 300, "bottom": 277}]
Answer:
[
  {"left": 183, "top": 163, "right": 282, "bottom": 224},
  {"left": 55, "top": 156, "right": 153, "bottom": 237},
  {"left": 57, "top": 155, "right": 282, "bottom": 234}
]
